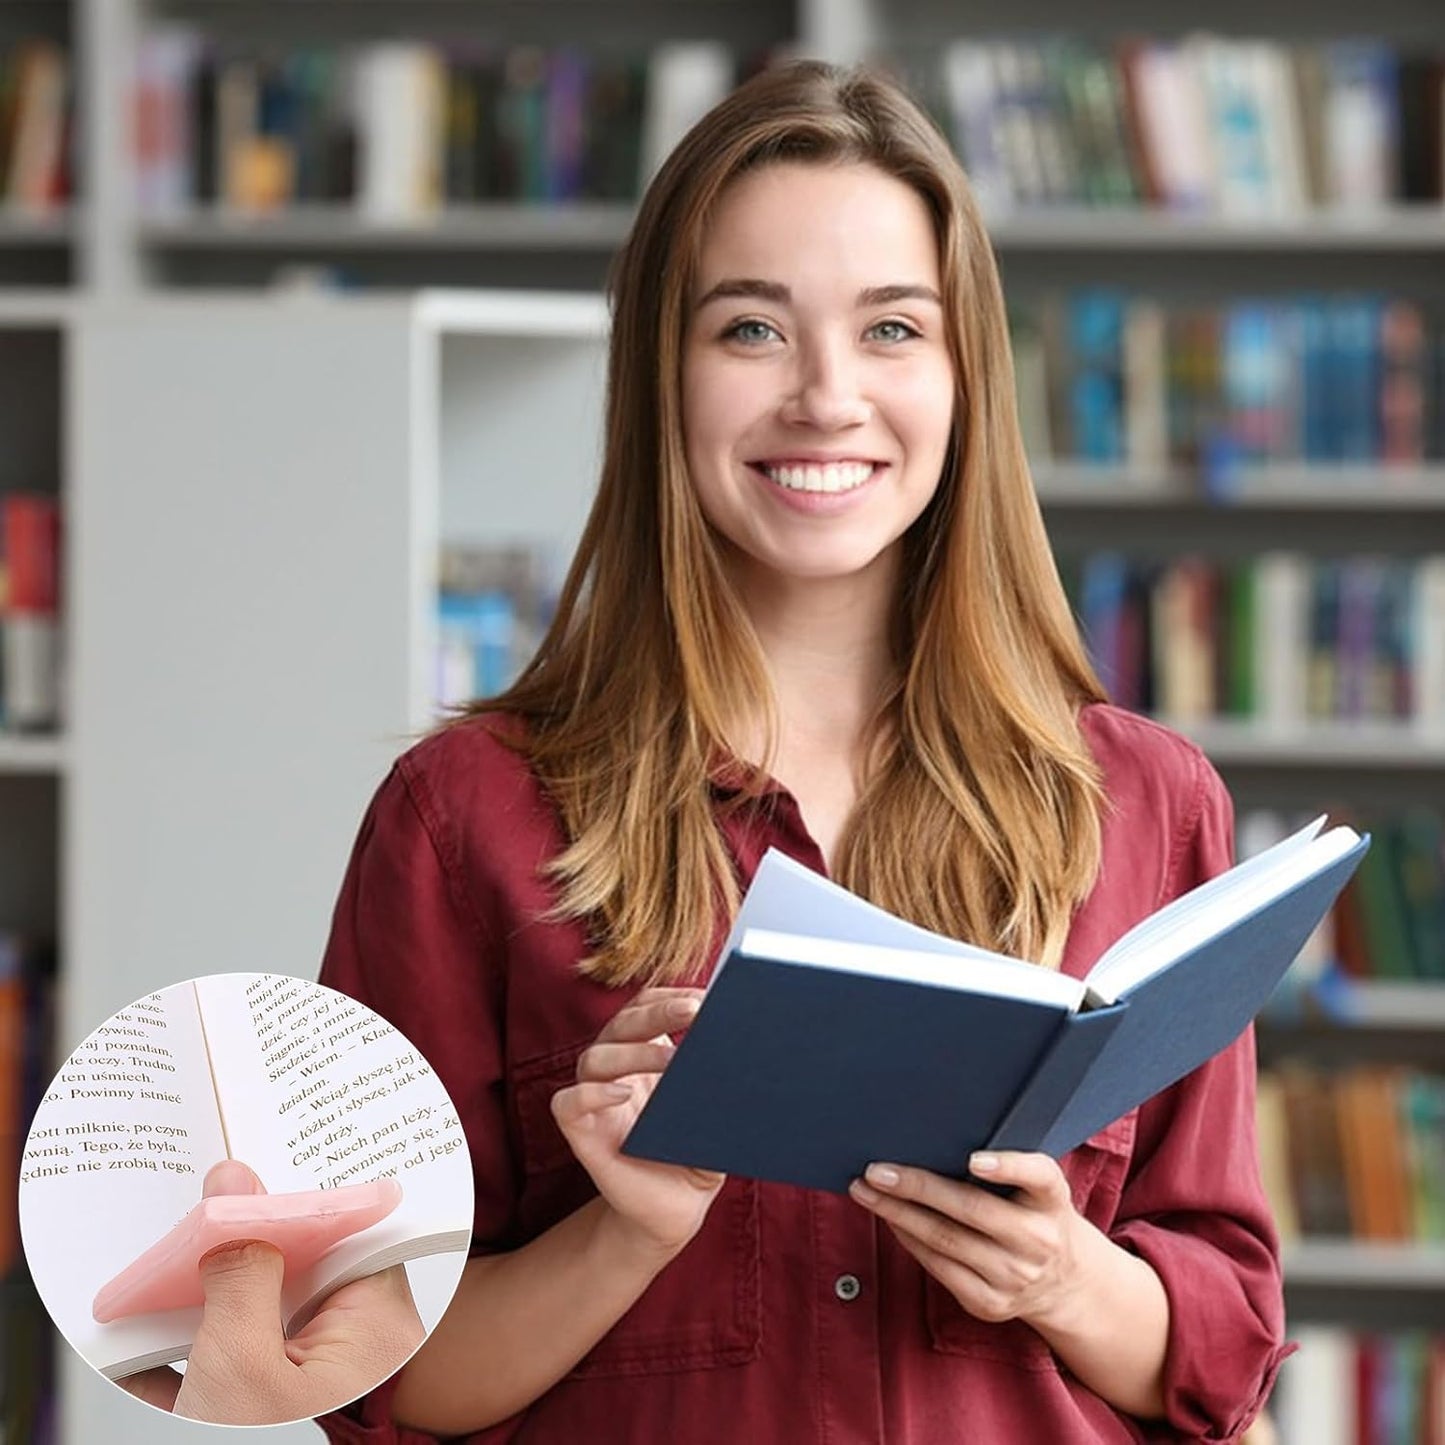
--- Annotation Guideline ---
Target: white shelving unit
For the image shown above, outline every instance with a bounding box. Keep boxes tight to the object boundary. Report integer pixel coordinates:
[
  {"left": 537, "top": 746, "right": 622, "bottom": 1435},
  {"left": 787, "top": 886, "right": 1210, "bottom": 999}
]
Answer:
[{"left": 56, "top": 287, "right": 607, "bottom": 1443}]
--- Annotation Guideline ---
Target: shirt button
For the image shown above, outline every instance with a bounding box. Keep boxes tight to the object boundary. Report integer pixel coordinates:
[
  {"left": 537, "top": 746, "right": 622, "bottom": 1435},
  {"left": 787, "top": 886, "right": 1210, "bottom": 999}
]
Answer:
[{"left": 834, "top": 1273, "right": 862, "bottom": 1302}]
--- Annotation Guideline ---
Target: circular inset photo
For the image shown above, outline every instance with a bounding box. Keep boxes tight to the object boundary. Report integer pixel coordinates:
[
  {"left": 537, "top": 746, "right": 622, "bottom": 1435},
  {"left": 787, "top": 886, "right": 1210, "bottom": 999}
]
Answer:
[{"left": 18, "top": 972, "right": 474, "bottom": 1425}]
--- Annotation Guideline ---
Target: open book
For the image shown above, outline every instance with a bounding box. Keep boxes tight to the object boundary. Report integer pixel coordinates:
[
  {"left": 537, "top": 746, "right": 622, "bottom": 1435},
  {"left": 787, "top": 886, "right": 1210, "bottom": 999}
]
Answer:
[
  {"left": 624, "top": 817, "right": 1369, "bottom": 1193},
  {"left": 18, "top": 973, "right": 473, "bottom": 1380}
]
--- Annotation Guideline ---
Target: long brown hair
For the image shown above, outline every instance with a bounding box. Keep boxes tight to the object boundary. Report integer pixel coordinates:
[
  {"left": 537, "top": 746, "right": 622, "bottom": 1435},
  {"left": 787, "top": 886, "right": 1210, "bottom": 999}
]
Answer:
[{"left": 458, "top": 60, "right": 1107, "bottom": 984}]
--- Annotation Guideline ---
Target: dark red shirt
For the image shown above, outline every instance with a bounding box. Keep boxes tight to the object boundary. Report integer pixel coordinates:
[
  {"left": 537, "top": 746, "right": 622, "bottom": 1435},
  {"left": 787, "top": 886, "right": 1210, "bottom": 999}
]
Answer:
[{"left": 316, "top": 704, "right": 1288, "bottom": 1444}]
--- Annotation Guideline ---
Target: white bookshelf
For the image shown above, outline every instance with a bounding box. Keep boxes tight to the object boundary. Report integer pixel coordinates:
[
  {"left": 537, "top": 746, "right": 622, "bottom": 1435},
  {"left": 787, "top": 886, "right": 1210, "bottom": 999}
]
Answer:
[{"left": 51, "top": 286, "right": 607, "bottom": 1444}]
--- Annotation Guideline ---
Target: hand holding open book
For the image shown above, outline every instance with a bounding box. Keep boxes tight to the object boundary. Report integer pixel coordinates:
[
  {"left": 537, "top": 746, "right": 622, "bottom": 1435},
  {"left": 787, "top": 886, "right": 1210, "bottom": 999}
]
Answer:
[{"left": 623, "top": 818, "right": 1368, "bottom": 1193}]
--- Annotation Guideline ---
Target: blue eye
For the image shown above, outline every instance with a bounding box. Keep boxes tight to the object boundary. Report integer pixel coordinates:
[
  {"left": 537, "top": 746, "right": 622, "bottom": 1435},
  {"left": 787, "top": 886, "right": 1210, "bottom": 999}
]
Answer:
[
  {"left": 867, "top": 319, "right": 920, "bottom": 343},
  {"left": 724, "top": 319, "right": 781, "bottom": 345}
]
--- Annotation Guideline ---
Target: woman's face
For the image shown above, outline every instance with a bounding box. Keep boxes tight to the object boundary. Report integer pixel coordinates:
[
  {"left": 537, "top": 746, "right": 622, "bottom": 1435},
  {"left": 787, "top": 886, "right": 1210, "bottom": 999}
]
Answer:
[{"left": 682, "top": 160, "right": 955, "bottom": 601}]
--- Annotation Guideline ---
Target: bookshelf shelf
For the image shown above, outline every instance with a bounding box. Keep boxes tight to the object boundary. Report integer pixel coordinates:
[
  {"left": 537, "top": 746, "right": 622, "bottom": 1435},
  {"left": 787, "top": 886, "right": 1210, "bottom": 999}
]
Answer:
[
  {"left": 0, "top": 208, "right": 74, "bottom": 246},
  {"left": 0, "top": 291, "right": 74, "bottom": 324},
  {"left": 135, "top": 206, "right": 1445, "bottom": 258},
  {"left": 412, "top": 286, "right": 609, "bottom": 337},
  {"left": 1034, "top": 463, "right": 1445, "bottom": 511},
  {"left": 984, "top": 206, "right": 1445, "bottom": 253},
  {"left": 1282, "top": 1241, "right": 1445, "bottom": 1290},
  {"left": 0, "top": 734, "right": 67, "bottom": 775},
  {"left": 139, "top": 203, "right": 637, "bottom": 252},
  {"left": 1321, "top": 981, "right": 1445, "bottom": 1032},
  {"left": 1171, "top": 721, "right": 1445, "bottom": 769}
]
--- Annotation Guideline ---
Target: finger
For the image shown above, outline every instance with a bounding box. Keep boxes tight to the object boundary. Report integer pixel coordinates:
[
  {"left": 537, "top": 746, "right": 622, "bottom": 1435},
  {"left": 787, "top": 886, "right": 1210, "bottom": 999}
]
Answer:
[
  {"left": 885, "top": 1223, "right": 1014, "bottom": 1323},
  {"left": 967, "top": 1151, "right": 1072, "bottom": 1209},
  {"left": 849, "top": 1176, "right": 991, "bottom": 1264},
  {"left": 854, "top": 1162, "right": 1016, "bottom": 1235},
  {"left": 193, "top": 1240, "right": 289, "bottom": 1356},
  {"left": 287, "top": 1265, "right": 424, "bottom": 1371},
  {"left": 576, "top": 1040, "right": 676, "bottom": 1082},
  {"left": 201, "top": 1159, "right": 268, "bottom": 1198},
  {"left": 596, "top": 994, "right": 702, "bottom": 1044},
  {"left": 116, "top": 1365, "right": 183, "bottom": 1412},
  {"left": 550, "top": 1079, "right": 636, "bottom": 1126}
]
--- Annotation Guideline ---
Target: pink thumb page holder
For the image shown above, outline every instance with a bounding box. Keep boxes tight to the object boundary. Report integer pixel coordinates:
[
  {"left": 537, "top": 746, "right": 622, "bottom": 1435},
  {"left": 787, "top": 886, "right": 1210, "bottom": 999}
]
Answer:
[{"left": 92, "top": 1178, "right": 403, "bottom": 1324}]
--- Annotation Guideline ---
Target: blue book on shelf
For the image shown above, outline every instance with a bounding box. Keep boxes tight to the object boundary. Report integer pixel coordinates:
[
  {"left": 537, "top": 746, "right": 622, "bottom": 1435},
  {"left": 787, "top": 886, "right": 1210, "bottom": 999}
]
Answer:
[
  {"left": 1078, "top": 551, "right": 1130, "bottom": 702},
  {"left": 623, "top": 820, "right": 1369, "bottom": 1193},
  {"left": 1298, "top": 298, "right": 1333, "bottom": 463},
  {"left": 1068, "top": 291, "right": 1125, "bottom": 462},
  {"left": 1330, "top": 298, "right": 1383, "bottom": 462}
]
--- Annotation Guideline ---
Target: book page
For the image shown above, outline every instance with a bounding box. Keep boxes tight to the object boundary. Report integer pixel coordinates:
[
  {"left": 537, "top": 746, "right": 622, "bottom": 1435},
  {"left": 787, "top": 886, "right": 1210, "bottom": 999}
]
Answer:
[
  {"left": 720, "top": 849, "right": 1036, "bottom": 989},
  {"left": 194, "top": 973, "right": 473, "bottom": 1330},
  {"left": 17, "top": 987, "right": 226, "bottom": 1378},
  {"left": 738, "top": 928, "right": 1083, "bottom": 1008}
]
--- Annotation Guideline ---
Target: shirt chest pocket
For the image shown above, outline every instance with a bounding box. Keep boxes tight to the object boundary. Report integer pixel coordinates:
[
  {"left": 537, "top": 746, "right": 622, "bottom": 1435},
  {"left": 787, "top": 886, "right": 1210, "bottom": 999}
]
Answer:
[
  {"left": 511, "top": 1045, "right": 763, "bottom": 1378},
  {"left": 924, "top": 1110, "right": 1138, "bottom": 1366}
]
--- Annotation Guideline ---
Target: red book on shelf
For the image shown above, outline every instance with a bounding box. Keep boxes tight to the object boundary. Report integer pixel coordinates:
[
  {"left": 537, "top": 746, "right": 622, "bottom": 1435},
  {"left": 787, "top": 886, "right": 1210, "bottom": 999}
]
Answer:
[
  {"left": 1, "top": 494, "right": 61, "bottom": 614},
  {"left": 1379, "top": 300, "right": 1428, "bottom": 464}
]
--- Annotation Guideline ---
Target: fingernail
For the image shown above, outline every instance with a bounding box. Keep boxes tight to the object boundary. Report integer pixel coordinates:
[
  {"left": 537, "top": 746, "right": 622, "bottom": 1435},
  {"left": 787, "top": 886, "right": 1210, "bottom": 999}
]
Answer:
[
  {"left": 669, "top": 998, "right": 701, "bottom": 1020},
  {"left": 866, "top": 1164, "right": 900, "bottom": 1188},
  {"left": 849, "top": 1178, "right": 879, "bottom": 1203},
  {"left": 603, "top": 1082, "right": 632, "bottom": 1101},
  {"left": 970, "top": 1152, "right": 999, "bottom": 1174}
]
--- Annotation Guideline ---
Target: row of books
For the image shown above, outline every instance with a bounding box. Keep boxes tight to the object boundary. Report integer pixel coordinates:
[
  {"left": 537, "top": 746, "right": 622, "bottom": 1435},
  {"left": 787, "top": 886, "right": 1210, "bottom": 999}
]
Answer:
[
  {"left": 0, "top": 495, "right": 62, "bottom": 735},
  {"left": 435, "top": 544, "right": 563, "bottom": 711},
  {"left": 0, "top": 932, "right": 56, "bottom": 1445},
  {"left": 135, "top": 32, "right": 745, "bottom": 216},
  {"left": 1065, "top": 552, "right": 1445, "bottom": 732},
  {"left": 0, "top": 41, "right": 70, "bottom": 215},
  {"left": 1257, "top": 1065, "right": 1445, "bottom": 1245},
  {"left": 1269, "top": 1328, "right": 1445, "bottom": 1445},
  {"left": 1245, "top": 809, "right": 1444, "bottom": 988},
  {"left": 131, "top": 28, "right": 1445, "bottom": 220},
  {"left": 1012, "top": 293, "right": 1445, "bottom": 473},
  {"left": 942, "top": 36, "right": 1445, "bottom": 217}
]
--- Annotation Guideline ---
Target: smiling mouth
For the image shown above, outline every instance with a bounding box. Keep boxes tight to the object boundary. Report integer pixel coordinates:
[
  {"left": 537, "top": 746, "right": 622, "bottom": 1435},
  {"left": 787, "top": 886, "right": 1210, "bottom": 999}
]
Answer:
[{"left": 751, "top": 461, "right": 881, "bottom": 494}]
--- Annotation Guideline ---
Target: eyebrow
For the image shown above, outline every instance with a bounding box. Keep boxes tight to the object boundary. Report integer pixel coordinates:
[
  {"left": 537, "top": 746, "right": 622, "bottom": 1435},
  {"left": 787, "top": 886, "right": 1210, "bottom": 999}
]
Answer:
[{"left": 694, "top": 279, "right": 943, "bottom": 309}]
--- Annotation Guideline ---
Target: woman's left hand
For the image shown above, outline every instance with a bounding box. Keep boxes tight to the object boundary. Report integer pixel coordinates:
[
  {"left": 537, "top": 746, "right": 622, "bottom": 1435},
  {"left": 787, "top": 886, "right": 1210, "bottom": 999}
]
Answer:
[{"left": 848, "top": 1151, "right": 1090, "bottom": 1331}]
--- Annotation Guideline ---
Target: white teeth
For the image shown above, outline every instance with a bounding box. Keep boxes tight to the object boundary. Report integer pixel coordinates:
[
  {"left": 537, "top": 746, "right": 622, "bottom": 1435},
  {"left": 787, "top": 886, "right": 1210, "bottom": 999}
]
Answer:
[{"left": 761, "top": 462, "right": 876, "bottom": 493}]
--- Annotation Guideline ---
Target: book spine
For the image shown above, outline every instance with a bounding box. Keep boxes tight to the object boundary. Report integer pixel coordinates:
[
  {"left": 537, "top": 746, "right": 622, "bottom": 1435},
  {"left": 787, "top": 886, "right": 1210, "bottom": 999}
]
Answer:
[
  {"left": 985, "top": 1005, "right": 1128, "bottom": 1157},
  {"left": 1, "top": 495, "right": 61, "bottom": 732}
]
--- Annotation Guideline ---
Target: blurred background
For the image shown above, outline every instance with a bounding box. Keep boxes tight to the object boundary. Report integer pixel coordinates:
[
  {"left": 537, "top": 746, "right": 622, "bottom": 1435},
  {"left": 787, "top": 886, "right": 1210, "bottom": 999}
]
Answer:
[{"left": 1, "top": 0, "right": 1443, "bottom": 1441}]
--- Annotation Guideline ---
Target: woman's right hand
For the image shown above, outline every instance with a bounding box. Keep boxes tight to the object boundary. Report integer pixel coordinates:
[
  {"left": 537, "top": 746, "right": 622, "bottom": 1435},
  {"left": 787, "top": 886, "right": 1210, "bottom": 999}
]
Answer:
[{"left": 550, "top": 987, "right": 725, "bottom": 1262}]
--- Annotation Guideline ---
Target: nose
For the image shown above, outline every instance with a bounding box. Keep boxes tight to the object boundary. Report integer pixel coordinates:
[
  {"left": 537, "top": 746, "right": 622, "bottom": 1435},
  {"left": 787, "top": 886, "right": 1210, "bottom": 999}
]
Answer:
[{"left": 779, "top": 336, "right": 872, "bottom": 431}]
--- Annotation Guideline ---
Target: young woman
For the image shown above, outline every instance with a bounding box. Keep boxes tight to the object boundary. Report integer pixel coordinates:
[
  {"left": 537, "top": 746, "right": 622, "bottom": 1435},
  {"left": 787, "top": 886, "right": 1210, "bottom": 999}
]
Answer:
[{"left": 317, "top": 60, "right": 1288, "bottom": 1444}]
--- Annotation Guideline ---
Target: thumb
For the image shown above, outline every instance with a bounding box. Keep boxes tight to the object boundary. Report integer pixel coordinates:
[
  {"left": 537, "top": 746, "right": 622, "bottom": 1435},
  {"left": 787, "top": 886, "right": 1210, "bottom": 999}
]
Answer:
[
  {"left": 192, "top": 1158, "right": 285, "bottom": 1347},
  {"left": 202, "top": 1158, "right": 267, "bottom": 1198},
  {"left": 194, "top": 1238, "right": 288, "bottom": 1352}
]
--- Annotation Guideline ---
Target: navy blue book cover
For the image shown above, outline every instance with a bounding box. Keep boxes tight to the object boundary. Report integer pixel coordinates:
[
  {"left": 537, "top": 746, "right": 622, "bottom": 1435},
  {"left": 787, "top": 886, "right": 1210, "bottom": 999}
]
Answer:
[{"left": 623, "top": 832, "right": 1368, "bottom": 1194}]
